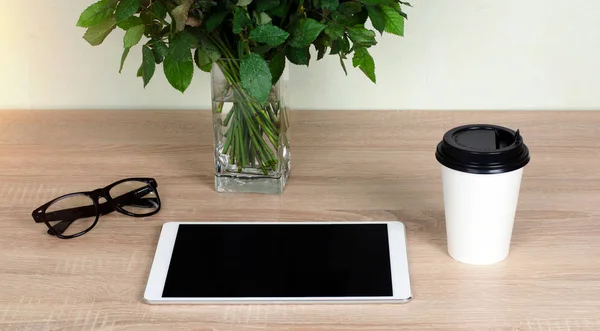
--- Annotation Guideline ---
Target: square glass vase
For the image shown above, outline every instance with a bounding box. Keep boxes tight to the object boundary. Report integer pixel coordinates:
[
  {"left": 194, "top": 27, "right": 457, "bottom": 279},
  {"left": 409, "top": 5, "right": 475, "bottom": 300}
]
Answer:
[{"left": 211, "top": 60, "right": 291, "bottom": 194}]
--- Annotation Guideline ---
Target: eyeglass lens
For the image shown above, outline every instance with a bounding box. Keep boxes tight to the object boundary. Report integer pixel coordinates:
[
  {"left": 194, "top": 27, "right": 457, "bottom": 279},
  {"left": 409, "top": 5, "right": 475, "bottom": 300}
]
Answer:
[
  {"left": 109, "top": 180, "right": 159, "bottom": 215},
  {"left": 45, "top": 194, "right": 98, "bottom": 236}
]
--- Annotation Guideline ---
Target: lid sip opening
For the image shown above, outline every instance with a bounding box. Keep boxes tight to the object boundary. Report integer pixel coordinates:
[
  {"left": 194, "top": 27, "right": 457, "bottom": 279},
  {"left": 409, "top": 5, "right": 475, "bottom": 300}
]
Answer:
[
  {"left": 435, "top": 124, "right": 530, "bottom": 174},
  {"left": 513, "top": 129, "right": 521, "bottom": 145}
]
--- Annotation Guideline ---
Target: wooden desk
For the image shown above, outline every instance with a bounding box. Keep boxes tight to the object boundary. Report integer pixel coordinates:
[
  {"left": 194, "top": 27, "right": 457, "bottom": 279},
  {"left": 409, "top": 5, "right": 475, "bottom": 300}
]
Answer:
[{"left": 0, "top": 110, "right": 599, "bottom": 331}]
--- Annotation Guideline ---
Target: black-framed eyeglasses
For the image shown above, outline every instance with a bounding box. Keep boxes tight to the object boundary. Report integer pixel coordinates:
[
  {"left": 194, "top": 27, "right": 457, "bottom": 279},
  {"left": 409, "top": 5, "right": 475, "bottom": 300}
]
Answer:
[{"left": 31, "top": 178, "right": 161, "bottom": 239}]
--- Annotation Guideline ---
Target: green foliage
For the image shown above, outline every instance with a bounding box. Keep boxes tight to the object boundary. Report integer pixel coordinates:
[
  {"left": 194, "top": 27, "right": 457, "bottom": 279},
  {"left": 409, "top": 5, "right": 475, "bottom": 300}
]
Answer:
[
  {"left": 119, "top": 47, "right": 130, "bottom": 73},
  {"left": 268, "top": 52, "right": 286, "bottom": 85},
  {"left": 321, "top": 0, "right": 339, "bottom": 11},
  {"left": 171, "top": 0, "right": 195, "bottom": 33},
  {"left": 286, "top": 46, "right": 310, "bottom": 66},
  {"left": 241, "top": 53, "right": 272, "bottom": 104},
  {"left": 117, "top": 16, "right": 143, "bottom": 30},
  {"left": 141, "top": 45, "right": 156, "bottom": 87},
  {"left": 352, "top": 48, "right": 376, "bottom": 83},
  {"left": 338, "top": 2, "right": 362, "bottom": 15},
  {"left": 249, "top": 24, "right": 289, "bottom": 47},
  {"left": 83, "top": 15, "right": 116, "bottom": 46},
  {"left": 233, "top": 7, "right": 253, "bottom": 34},
  {"left": 255, "top": 0, "right": 280, "bottom": 13},
  {"left": 290, "top": 18, "right": 326, "bottom": 48},
  {"left": 123, "top": 24, "right": 145, "bottom": 48},
  {"left": 382, "top": 4, "right": 405, "bottom": 36},
  {"left": 76, "top": 0, "right": 411, "bottom": 93},
  {"left": 151, "top": 40, "right": 168, "bottom": 64},
  {"left": 115, "top": 0, "right": 140, "bottom": 23},
  {"left": 77, "top": 0, "right": 116, "bottom": 28},
  {"left": 163, "top": 31, "right": 195, "bottom": 93},
  {"left": 366, "top": 5, "right": 386, "bottom": 35}
]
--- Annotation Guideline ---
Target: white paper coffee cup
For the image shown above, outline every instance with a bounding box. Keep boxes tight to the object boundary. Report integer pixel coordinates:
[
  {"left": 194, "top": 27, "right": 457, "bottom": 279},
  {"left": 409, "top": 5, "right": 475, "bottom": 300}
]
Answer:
[{"left": 435, "top": 124, "right": 530, "bottom": 265}]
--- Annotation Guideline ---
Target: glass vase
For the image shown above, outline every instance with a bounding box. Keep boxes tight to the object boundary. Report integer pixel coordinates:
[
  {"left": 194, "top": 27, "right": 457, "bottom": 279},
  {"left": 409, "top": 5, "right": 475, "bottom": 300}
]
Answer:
[{"left": 211, "top": 60, "right": 290, "bottom": 194}]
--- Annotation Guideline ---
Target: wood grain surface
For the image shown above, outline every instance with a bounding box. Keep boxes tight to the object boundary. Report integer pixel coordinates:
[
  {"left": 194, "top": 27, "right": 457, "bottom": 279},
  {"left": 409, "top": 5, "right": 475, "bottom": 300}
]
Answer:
[{"left": 0, "top": 110, "right": 599, "bottom": 331}]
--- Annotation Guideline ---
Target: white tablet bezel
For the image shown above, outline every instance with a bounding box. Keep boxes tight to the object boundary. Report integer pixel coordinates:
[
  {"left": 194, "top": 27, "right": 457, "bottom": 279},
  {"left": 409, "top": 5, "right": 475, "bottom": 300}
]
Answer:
[{"left": 143, "top": 221, "right": 412, "bottom": 304}]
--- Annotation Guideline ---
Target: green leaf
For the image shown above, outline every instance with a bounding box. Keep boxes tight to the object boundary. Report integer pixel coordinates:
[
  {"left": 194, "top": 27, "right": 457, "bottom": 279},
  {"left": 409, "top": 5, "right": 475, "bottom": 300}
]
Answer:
[
  {"left": 339, "top": 54, "right": 348, "bottom": 75},
  {"left": 116, "top": 0, "right": 140, "bottom": 23},
  {"left": 171, "top": 0, "right": 194, "bottom": 33},
  {"left": 205, "top": 11, "right": 228, "bottom": 32},
  {"left": 249, "top": 23, "right": 289, "bottom": 47},
  {"left": 123, "top": 24, "right": 145, "bottom": 48},
  {"left": 286, "top": 46, "right": 310, "bottom": 66},
  {"left": 117, "top": 16, "right": 143, "bottom": 30},
  {"left": 83, "top": 15, "right": 117, "bottom": 46},
  {"left": 163, "top": 31, "right": 195, "bottom": 93},
  {"left": 354, "top": 9, "right": 370, "bottom": 25},
  {"left": 359, "top": 0, "right": 389, "bottom": 4},
  {"left": 167, "top": 31, "right": 196, "bottom": 60},
  {"left": 142, "top": 45, "right": 156, "bottom": 87},
  {"left": 268, "top": 1, "right": 287, "bottom": 17},
  {"left": 194, "top": 45, "right": 221, "bottom": 68},
  {"left": 253, "top": 11, "right": 272, "bottom": 25},
  {"left": 252, "top": 45, "right": 272, "bottom": 55},
  {"left": 151, "top": 1, "right": 167, "bottom": 19},
  {"left": 290, "top": 18, "right": 326, "bottom": 48},
  {"left": 76, "top": 0, "right": 115, "bottom": 28},
  {"left": 202, "top": 42, "right": 222, "bottom": 62},
  {"left": 195, "top": 49, "right": 209, "bottom": 68},
  {"left": 269, "top": 52, "right": 286, "bottom": 84},
  {"left": 338, "top": 2, "right": 362, "bottom": 14},
  {"left": 140, "top": 10, "right": 153, "bottom": 25},
  {"left": 317, "top": 44, "right": 327, "bottom": 60},
  {"left": 119, "top": 47, "right": 130, "bottom": 73},
  {"left": 332, "top": 8, "right": 368, "bottom": 26},
  {"left": 137, "top": 64, "right": 143, "bottom": 77},
  {"left": 146, "top": 21, "right": 162, "bottom": 36},
  {"left": 382, "top": 4, "right": 404, "bottom": 36},
  {"left": 347, "top": 27, "right": 377, "bottom": 48},
  {"left": 313, "top": 34, "right": 329, "bottom": 59},
  {"left": 199, "top": 63, "right": 213, "bottom": 73},
  {"left": 321, "top": 0, "right": 339, "bottom": 10},
  {"left": 352, "top": 47, "right": 376, "bottom": 83},
  {"left": 331, "top": 34, "right": 350, "bottom": 55},
  {"left": 255, "top": 0, "right": 280, "bottom": 13},
  {"left": 151, "top": 40, "right": 168, "bottom": 64},
  {"left": 325, "top": 24, "right": 345, "bottom": 40},
  {"left": 191, "top": 31, "right": 222, "bottom": 63},
  {"left": 342, "top": 34, "right": 351, "bottom": 52},
  {"left": 330, "top": 40, "right": 340, "bottom": 55},
  {"left": 390, "top": 3, "right": 407, "bottom": 17},
  {"left": 241, "top": 53, "right": 272, "bottom": 104},
  {"left": 233, "top": 7, "right": 253, "bottom": 34},
  {"left": 366, "top": 5, "right": 386, "bottom": 34},
  {"left": 237, "top": 0, "right": 253, "bottom": 5}
]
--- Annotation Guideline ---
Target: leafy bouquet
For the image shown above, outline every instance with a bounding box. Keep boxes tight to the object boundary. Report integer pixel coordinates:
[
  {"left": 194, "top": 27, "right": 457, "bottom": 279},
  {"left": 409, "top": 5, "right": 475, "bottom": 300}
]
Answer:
[{"left": 77, "top": 0, "right": 409, "bottom": 190}]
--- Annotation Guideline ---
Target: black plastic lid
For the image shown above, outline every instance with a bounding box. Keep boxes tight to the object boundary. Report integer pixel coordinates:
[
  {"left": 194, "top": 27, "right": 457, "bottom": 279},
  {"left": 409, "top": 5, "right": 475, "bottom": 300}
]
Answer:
[{"left": 435, "top": 124, "right": 530, "bottom": 174}]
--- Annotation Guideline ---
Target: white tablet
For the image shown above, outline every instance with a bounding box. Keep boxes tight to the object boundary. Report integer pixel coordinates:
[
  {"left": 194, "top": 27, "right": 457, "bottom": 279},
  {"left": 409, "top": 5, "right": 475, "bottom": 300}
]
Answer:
[{"left": 144, "top": 221, "right": 412, "bottom": 304}]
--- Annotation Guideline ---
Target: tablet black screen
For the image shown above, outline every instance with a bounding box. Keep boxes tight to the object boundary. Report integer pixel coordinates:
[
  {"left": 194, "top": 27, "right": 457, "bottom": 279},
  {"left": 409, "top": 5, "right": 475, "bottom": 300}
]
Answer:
[{"left": 162, "top": 223, "right": 393, "bottom": 298}]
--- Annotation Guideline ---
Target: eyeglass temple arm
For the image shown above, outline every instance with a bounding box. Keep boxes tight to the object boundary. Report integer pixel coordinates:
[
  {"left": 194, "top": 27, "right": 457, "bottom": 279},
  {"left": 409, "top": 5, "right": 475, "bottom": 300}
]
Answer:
[
  {"left": 44, "top": 187, "right": 154, "bottom": 222},
  {"left": 44, "top": 187, "right": 156, "bottom": 235},
  {"left": 47, "top": 198, "right": 160, "bottom": 236}
]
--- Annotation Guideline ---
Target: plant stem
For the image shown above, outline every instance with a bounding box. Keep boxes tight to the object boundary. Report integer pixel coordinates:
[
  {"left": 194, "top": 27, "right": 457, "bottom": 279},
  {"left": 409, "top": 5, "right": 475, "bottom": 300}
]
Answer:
[
  {"left": 209, "top": 33, "right": 281, "bottom": 175},
  {"left": 223, "top": 106, "right": 235, "bottom": 126}
]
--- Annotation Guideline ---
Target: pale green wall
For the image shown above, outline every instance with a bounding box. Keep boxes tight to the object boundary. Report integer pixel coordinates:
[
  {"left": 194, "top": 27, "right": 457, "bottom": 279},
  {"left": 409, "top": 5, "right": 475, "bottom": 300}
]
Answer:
[{"left": 2, "top": 0, "right": 600, "bottom": 110}]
